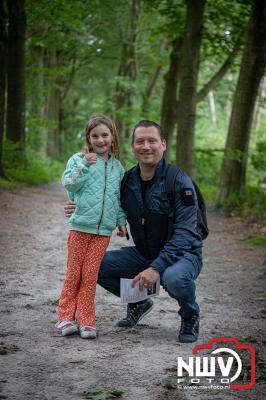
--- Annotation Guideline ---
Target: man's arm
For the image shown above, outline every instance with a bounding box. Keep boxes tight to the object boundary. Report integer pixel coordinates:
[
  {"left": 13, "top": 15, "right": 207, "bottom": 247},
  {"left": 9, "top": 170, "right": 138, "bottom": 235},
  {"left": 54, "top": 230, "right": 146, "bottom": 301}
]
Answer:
[{"left": 150, "top": 171, "right": 201, "bottom": 274}]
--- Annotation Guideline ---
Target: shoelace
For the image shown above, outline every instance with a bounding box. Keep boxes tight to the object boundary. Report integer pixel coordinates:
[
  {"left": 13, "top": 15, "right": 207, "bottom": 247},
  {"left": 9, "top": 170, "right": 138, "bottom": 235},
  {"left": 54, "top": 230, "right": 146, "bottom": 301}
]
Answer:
[
  {"left": 127, "top": 304, "right": 140, "bottom": 322},
  {"left": 181, "top": 318, "right": 198, "bottom": 334}
]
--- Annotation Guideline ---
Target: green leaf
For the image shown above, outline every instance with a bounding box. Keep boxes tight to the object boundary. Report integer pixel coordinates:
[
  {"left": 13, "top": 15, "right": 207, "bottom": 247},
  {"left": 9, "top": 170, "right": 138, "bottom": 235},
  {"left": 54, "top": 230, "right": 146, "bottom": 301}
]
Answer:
[{"left": 82, "top": 386, "right": 123, "bottom": 400}]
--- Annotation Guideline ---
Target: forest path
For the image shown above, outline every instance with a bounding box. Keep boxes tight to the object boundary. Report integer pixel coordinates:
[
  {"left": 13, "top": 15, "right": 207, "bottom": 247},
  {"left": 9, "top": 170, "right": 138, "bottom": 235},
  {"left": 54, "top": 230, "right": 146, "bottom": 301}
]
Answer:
[{"left": 0, "top": 184, "right": 265, "bottom": 400}]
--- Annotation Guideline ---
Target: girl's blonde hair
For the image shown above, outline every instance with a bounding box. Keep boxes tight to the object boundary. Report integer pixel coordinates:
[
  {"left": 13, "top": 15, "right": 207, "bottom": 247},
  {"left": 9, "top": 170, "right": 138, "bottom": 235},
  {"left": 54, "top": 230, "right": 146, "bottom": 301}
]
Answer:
[{"left": 85, "top": 114, "right": 120, "bottom": 158}]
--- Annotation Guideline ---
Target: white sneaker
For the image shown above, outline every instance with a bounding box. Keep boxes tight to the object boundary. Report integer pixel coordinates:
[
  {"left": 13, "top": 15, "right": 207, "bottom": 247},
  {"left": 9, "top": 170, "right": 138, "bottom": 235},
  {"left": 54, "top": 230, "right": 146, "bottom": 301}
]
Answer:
[
  {"left": 79, "top": 325, "right": 97, "bottom": 339},
  {"left": 55, "top": 320, "right": 78, "bottom": 336}
]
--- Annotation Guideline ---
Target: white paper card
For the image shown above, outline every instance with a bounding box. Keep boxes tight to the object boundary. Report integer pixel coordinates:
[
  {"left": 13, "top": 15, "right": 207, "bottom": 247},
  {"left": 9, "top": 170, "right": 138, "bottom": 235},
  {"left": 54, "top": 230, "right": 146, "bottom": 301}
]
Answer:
[{"left": 120, "top": 278, "right": 160, "bottom": 303}]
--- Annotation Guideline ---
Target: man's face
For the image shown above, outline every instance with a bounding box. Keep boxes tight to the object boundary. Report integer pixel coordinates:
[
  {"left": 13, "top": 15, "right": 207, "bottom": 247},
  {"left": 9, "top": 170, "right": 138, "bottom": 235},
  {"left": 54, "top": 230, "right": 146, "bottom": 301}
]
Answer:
[{"left": 132, "top": 126, "right": 166, "bottom": 166}]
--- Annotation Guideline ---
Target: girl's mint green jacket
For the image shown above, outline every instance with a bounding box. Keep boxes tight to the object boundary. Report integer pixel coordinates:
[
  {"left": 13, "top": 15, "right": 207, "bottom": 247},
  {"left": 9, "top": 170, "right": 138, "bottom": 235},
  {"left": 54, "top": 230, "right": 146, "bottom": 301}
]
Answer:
[{"left": 62, "top": 152, "right": 126, "bottom": 236}]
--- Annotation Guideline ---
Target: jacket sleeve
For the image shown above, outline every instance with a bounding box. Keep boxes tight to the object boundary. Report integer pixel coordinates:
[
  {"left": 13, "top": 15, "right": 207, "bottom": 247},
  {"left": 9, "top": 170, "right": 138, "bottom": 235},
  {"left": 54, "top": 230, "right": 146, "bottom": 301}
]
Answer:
[
  {"left": 61, "top": 154, "right": 91, "bottom": 192},
  {"left": 67, "top": 191, "right": 75, "bottom": 201},
  {"left": 116, "top": 163, "right": 127, "bottom": 226},
  {"left": 150, "top": 172, "right": 202, "bottom": 274}
]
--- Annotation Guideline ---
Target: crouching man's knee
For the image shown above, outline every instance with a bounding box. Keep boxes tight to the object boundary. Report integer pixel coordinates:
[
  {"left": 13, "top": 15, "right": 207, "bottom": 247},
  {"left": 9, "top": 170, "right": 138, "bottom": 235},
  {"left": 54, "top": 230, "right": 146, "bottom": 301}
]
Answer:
[{"left": 162, "top": 266, "right": 194, "bottom": 299}]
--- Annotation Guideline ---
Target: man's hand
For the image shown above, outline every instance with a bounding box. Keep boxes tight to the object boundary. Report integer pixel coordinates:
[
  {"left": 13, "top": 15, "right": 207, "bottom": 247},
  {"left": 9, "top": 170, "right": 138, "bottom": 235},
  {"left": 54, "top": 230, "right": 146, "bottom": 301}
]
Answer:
[
  {"left": 84, "top": 151, "right": 97, "bottom": 164},
  {"left": 117, "top": 225, "right": 128, "bottom": 237},
  {"left": 132, "top": 267, "right": 160, "bottom": 291},
  {"left": 64, "top": 201, "right": 76, "bottom": 218}
]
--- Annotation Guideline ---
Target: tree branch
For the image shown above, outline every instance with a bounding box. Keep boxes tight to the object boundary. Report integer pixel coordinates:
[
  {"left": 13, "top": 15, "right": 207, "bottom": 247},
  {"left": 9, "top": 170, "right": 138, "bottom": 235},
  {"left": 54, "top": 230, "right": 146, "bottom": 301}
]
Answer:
[{"left": 196, "top": 42, "right": 241, "bottom": 103}]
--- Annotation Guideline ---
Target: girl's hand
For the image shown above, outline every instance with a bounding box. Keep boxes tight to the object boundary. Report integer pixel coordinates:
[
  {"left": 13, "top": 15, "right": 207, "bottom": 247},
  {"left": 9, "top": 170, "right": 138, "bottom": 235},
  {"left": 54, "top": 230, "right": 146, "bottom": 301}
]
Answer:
[
  {"left": 117, "top": 225, "right": 128, "bottom": 237},
  {"left": 85, "top": 151, "right": 97, "bottom": 164},
  {"left": 64, "top": 201, "right": 76, "bottom": 218}
]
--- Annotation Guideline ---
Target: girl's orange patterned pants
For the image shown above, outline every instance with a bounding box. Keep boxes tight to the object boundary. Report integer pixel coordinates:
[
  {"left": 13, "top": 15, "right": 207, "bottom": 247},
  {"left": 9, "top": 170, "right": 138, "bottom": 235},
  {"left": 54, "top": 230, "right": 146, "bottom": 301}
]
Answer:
[{"left": 58, "top": 230, "right": 110, "bottom": 325}]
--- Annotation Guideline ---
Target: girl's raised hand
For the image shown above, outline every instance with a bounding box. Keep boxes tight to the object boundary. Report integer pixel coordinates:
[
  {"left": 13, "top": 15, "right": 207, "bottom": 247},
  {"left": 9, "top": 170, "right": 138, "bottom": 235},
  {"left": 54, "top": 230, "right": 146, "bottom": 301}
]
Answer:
[{"left": 85, "top": 151, "right": 97, "bottom": 164}]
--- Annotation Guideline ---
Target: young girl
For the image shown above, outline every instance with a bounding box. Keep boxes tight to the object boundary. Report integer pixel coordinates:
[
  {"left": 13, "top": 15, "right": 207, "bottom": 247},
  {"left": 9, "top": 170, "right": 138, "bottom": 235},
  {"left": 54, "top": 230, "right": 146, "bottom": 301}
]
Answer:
[{"left": 56, "top": 115, "right": 127, "bottom": 339}]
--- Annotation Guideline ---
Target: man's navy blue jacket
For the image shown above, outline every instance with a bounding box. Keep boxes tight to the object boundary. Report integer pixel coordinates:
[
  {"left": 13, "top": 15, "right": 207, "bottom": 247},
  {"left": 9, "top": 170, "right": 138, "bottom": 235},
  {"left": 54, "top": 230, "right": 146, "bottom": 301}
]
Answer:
[{"left": 121, "top": 158, "right": 203, "bottom": 274}]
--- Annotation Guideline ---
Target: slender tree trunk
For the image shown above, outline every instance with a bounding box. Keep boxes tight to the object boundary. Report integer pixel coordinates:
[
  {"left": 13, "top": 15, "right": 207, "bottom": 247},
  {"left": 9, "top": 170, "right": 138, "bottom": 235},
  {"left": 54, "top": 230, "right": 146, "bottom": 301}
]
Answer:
[
  {"left": 6, "top": 0, "right": 26, "bottom": 150},
  {"left": 30, "top": 45, "right": 46, "bottom": 152},
  {"left": 46, "top": 84, "right": 60, "bottom": 159},
  {"left": 114, "top": 0, "right": 141, "bottom": 140},
  {"left": 45, "top": 48, "right": 60, "bottom": 159},
  {"left": 217, "top": 0, "right": 266, "bottom": 202},
  {"left": 58, "top": 98, "right": 64, "bottom": 157},
  {"left": 196, "top": 41, "right": 240, "bottom": 104},
  {"left": 141, "top": 39, "right": 167, "bottom": 115},
  {"left": 253, "top": 77, "right": 266, "bottom": 134},
  {"left": 208, "top": 91, "right": 216, "bottom": 127},
  {"left": 160, "top": 37, "right": 182, "bottom": 162},
  {"left": 0, "top": 0, "right": 7, "bottom": 177},
  {"left": 175, "top": 0, "right": 205, "bottom": 176}
]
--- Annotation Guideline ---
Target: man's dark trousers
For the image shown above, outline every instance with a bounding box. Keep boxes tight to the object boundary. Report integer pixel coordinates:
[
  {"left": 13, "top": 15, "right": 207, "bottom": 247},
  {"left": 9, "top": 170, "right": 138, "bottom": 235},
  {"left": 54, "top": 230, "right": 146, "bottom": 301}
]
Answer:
[{"left": 98, "top": 246, "right": 202, "bottom": 318}]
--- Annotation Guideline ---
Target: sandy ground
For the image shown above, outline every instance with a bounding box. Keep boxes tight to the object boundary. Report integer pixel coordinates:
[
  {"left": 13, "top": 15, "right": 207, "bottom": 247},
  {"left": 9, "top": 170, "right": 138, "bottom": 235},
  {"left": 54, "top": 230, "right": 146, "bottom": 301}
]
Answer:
[{"left": 0, "top": 184, "right": 265, "bottom": 400}]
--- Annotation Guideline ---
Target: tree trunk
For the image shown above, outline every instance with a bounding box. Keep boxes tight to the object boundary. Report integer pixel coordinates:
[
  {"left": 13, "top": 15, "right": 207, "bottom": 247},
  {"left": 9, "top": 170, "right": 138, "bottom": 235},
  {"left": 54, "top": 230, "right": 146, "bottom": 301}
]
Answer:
[
  {"left": 196, "top": 41, "right": 240, "bottom": 104},
  {"left": 252, "top": 76, "right": 266, "bottom": 135},
  {"left": 160, "top": 37, "right": 182, "bottom": 162},
  {"left": 46, "top": 84, "right": 60, "bottom": 159},
  {"left": 45, "top": 48, "right": 60, "bottom": 159},
  {"left": 30, "top": 44, "right": 46, "bottom": 153},
  {"left": 0, "top": 0, "right": 7, "bottom": 177},
  {"left": 6, "top": 0, "right": 26, "bottom": 150},
  {"left": 217, "top": 0, "right": 266, "bottom": 203},
  {"left": 175, "top": 0, "right": 205, "bottom": 176},
  {"left": 141, "top": 39, "right": 167, "bottom": 115},
  {"left": 208, "top": 91, "right": 216, "bottom": 127},
  {"left": 114, "top": 0, "right": 141, "bottom": 140}
]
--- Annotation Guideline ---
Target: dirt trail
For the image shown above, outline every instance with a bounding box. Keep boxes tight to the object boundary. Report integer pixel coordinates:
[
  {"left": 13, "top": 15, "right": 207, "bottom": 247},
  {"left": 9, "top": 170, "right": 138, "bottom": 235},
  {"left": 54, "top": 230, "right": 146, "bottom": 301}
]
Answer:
[{"left": 0, "top": 184, "right": 265, "bottom": 400}]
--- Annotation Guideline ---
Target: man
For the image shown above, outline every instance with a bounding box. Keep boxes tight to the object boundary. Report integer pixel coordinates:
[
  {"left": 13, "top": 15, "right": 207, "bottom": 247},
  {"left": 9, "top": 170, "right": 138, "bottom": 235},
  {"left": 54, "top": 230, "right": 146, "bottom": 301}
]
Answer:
[{"left": 65, "top": 120, "right": 203, "bottom": 343}]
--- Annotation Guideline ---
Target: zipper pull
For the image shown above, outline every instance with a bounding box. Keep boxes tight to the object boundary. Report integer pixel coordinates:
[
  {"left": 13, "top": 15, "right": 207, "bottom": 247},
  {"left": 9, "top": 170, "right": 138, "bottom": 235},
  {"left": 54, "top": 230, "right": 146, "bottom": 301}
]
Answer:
[{"left": 142, "top": 218, "right": 145, "bottom": 225}]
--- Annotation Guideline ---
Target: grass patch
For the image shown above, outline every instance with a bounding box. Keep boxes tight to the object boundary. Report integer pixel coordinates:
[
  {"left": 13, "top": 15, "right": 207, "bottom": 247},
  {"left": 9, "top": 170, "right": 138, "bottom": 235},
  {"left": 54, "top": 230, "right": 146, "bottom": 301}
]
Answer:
[
  {"left": 82, "top": 386, "right": 123, "bottom": 399},
  {"left": 1, "top": 145, "right": 64, "bottom": 187},
  {"left": 0, "top": 177, "right": 24, "bottom": 189},
  {"left": 244, "top": 236, "right": 266, "bottom": 247},
  {"left": 217, "top": 186, "right": 266, "bottom": 221}
]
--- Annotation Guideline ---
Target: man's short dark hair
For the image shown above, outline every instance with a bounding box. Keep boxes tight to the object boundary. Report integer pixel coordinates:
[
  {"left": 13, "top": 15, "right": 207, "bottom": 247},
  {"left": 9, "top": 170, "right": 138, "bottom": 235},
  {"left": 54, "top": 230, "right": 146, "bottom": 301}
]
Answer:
[{"left": 132, "top": 120, "right": 164, "bottom": 143}]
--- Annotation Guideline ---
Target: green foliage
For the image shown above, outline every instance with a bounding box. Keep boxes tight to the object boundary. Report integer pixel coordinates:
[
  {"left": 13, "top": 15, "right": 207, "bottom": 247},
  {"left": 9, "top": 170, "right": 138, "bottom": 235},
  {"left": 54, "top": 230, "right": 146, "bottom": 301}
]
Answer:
[
  {"left": 197, "top": 183, "right": 217, "bottom": 207},
  {"left": 0, "top": 178, "right": 23, "bottom": 189},
  {"left": 244, "top": 236, "right": 266, "bottom": 247},
  {"left": 1, "top": 142, "right": 64, "bottom": 186},
  {"left": 195, "top": 149, "right": 223, "bottom": 187},
  {"left": 202, "top": 0, "right": 250, "bottom": 60},
  {"left": 218, "top": 186, "right": 266, "bottom": 221},
  {"left": 161, "top": 375, "right": 177, "bottom": 389},
  {"left": 2, "top": 0, "right": 264, "bottom": 232},
  {"left": 250, "top": 140, "right": 266, "bottom": 175},
  {"left": 82, "top": 386, "right": 123, "bottom": 400}
]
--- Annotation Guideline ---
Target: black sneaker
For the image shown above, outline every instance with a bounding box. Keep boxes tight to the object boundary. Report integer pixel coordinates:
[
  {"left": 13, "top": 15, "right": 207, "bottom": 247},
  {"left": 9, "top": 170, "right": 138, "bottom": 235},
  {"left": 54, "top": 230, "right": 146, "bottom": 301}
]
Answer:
[
  {"left": 178, "top": 315, "right": 200, "bottom": 343},
  {"left": 115, "top": 298, "right": 154, "bottom": 327}
]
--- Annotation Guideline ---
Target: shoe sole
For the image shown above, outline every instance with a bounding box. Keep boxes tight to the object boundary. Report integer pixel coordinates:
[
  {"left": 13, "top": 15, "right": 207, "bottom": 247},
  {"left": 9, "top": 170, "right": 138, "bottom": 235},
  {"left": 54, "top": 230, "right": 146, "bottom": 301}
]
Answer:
[
  {"left": 178, "top": 334, "right": 198, "bottom": 343},
  {"left": 80, "top": 332, "right": 97, "bottom": 339},
  {"left": 116, "top": 302, "right": 154, "bottom": 328},
  {"left": 62, "top": 326, "right": 78, "bottom": 336}
]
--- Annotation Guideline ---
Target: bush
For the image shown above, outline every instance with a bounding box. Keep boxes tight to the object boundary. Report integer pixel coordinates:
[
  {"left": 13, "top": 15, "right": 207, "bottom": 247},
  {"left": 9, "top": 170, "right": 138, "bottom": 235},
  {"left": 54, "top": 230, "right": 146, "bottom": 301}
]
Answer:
[
  {"left": 218, "top": 185, "right": 266, "bottom": 221},
  {"left": 1, "top": 142, "right": 64, "bottom": 187}
]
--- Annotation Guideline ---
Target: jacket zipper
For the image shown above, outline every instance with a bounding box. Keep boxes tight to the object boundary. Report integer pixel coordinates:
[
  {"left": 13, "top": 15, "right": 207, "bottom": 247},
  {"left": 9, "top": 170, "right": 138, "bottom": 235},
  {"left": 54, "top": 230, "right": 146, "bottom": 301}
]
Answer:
[{"left": 97, "top": 161, "right": 107, "bottom": 233}]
